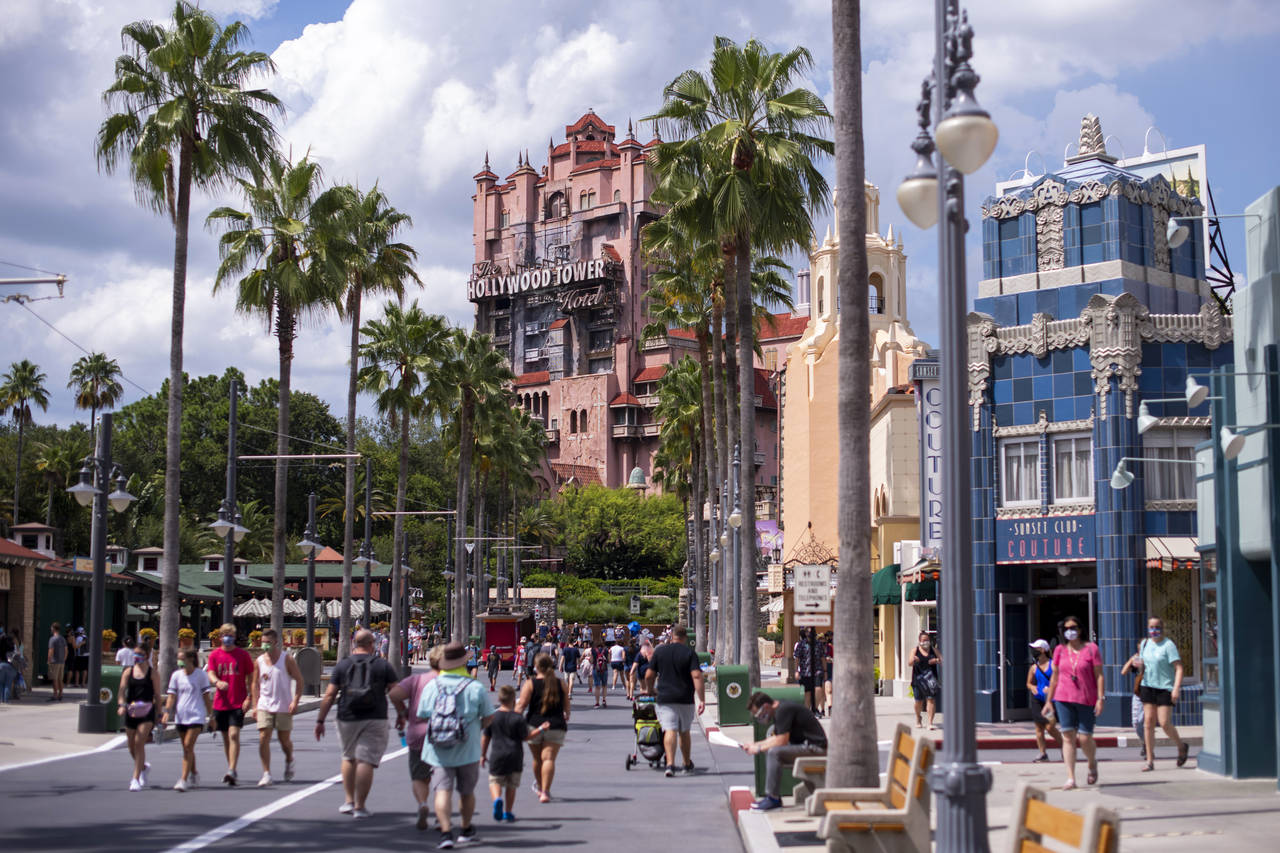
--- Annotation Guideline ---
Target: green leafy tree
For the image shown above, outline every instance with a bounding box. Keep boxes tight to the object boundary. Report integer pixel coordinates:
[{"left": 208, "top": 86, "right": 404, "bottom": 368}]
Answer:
[
  {"left": 1, "top": 360, "right": 50, "bottom": 528},
  {"left": 548, "top": 485, "right": 686, "bottom": 580},
  {"left": 96, "top": 0, "right": 282, "bottom": 681},
  {"left": 67, "top": 352, "right": 124, "bottom": 443},
  {"left": 34, "top": 433, "right": 90, "bottom": 527}
]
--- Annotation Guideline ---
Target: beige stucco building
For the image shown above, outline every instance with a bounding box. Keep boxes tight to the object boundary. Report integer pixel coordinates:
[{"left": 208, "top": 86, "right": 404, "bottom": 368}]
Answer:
[{"left": 779, "top": 183, "right": 929, "bottom": 683}]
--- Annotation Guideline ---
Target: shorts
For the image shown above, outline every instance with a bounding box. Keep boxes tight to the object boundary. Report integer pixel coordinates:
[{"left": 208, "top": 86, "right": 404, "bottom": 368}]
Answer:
[
  {"left": 430, "top": 761, "right": 480, "bottom": 796},
  {"left": 656, "top": 702, "right": 696, "bottom": 734},
  {"left": 593, "top": 670, "right": 607, "bottom": 687},
  {"left": 338, "top": 718, "right": 389, "bottom": 766},
  {"left": 214, "top": 708, "right": 246, "bottom": 732},
  {"left": 528, "top": 727, "right": 566, "bottom": 746},
  {"left": 48, "top": 662, "right": 65, "bottom": 683},
  {"left": 611, "top": 662, "right": 625, "bottom": 672},
  {"left": 1052, "top": 700, "right": 1096, "bottom": 736},
  {"left": 1029, "top": 697, "right": 1051, "bottom": 726},
  {"left": 1138, "top": 685, "right": 1174, "bottom": 707},
  {"left": 175, "top": 723, "right": 205, "bottom": 734},
  {"left": 488, "top": 770, "right": 522, "bottom": 789},
  {"left": 256, "top": 710, "right": 294, "bottom": 732},
  {"left": 124, "top": 709, "right": 156, "bottom": 729},
  {"left": 798, "top": 675, "right": 816, "bottom": 691},
  {"left": 407, "top": 746, "right": 432, "bottom": 782}
]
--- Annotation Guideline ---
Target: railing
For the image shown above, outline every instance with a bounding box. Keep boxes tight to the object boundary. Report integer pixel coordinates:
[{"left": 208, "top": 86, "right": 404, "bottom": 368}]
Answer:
[
  {"left": 544, "top": 428, "right": 560, "bottom": 443},
  {"left": 754, "top": 451, "right": 766, "bottom": 466},
  {"left": 524, "top": 349, "right": 545, "bottom": 361},
  {"left": 611, "top": 424, "right": 642, "bottom": 439},
  {"left": 869, "top": 294, "right": 885, "bottom": 314},
  {"left": 641, "top": 423, "right": 661, "bottom": 437}
]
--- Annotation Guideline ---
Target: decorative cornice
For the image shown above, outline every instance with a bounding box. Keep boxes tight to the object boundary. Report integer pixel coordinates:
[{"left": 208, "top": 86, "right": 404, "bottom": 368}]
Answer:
[
  {"left": 994, "top": 414, "right": 1094, "bottom": 437},
  {"left": 1144, "top": 500, "right": 1198, "bottom": 512},
  {"left": 982, "top": 174, "right": 1202, "bottom": 221},
  {"left": 996, "top": 503, "right": 1095, "bottom": 520}
]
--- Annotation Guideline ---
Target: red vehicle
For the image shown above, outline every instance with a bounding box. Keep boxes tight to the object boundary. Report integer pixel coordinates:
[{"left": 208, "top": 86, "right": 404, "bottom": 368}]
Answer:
[{"left": 478, "top": 609, "right": 535, "bottom": 667}]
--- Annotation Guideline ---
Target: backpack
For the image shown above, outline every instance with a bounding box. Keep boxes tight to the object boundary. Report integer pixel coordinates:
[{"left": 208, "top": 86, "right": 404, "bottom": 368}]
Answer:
[
  {"left": 343, "top": 657, "right": 379, "bottom": 716},
  {"left": 426, "top": 679, "right": 468, "bottom": 749},
  {"left": 595, "top": 648, "right": 608, "bottom": 672}
]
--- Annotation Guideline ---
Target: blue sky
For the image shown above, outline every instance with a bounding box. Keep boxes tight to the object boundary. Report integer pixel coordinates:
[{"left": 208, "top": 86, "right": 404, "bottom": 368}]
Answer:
[{"left": 3, "top": 0, "right": 1278, "bottom": 426}]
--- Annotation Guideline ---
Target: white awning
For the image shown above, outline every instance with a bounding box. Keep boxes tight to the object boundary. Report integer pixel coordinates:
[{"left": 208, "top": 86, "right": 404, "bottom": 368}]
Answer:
[{"left": 1145, "top": 537, "right": 1200, "bottom": 570}]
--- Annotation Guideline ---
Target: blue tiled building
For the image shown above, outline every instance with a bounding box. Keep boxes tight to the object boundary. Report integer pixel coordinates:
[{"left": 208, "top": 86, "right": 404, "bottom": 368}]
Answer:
[{"left": 965, "top": 116, "right": 1232, "bottom": 725}]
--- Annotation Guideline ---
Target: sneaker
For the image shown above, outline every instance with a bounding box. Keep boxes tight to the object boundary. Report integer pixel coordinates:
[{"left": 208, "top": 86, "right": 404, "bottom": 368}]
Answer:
[
  {"left": 284, "top": 760, "right": 296, "bottom": 782},
  {"left": 140, "top": 762, "right": 150, "bottom": 788},
  {"left": 187, "top": 772, "right": 200, "bottom": 789},
  {"left": 224, "top": 770, "right": 237, "bottom": 786},
  {"left": 502, "top": 812, "right": 516, "bottom": 822},
  {"left": 664, "top": 765, "right": 675, "bottom": 778},
  {"left": 1032, "top": 753, "right": 1050, "bottom": 763},
  {"left": 750, "top": 796, "right": 783, "bottom": 811},
  {"left": 129, "top": 778, "right": 143, "bottom": 792},
  {"left": 493, "top": 797, "right": 504, "bottom": 821},
  {"left": 456, "top": 825, "right": 478, "bottom": 846},
  {"left": 436, "top": 831, "right": 455, "bottom": 849},
  {"left": 173, "top": 778, "right": 189, "bottom": 792},
  {"left": 257, "top": 772, "right": 273, "bottom": 788},
  {"left": 338, "top": 801, "right": 355, "bottom": 814},
  {"left": 417, "top": 803, "right": 431, "bottom": 831},
  {"left": 352, "top": 808, "right": 371, "bottom": 819},
  {"left": 682, "top": 761, "right": 696, "bottom": 775}
]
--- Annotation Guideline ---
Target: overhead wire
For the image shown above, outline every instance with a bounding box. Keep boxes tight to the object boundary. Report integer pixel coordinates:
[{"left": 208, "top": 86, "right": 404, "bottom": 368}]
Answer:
[{"left": 17, "top": 301, "right": 152, "bottom": 394}]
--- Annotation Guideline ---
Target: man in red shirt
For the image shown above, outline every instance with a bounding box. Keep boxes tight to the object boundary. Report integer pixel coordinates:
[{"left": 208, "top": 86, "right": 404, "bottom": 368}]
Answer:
[{"left": 206, "top": 622, "right": 253, "bottom": 785}]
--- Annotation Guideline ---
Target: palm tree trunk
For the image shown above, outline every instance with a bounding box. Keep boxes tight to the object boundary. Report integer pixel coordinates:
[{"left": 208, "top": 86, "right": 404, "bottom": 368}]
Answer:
[
  {"left": 829, "top": 0, "right": 878, "bottom": 788},
  {"left": 722, "top": 255, "right": 740, "bottom": 664},
  {"left": 390, "top": 410, "right": 408, "bottom": 671},
  {"left": 160, "top": 139, "right": 193, "bottom": 688},
  {"left": 271, "top": 305, "right": 295, "bottom": 637},
  {"left": 339, "top": 290, "right": 361, "bottom": 660},
  {"left": 710, "top": 297, "right": 729, "bottom": 662},
  {"left": 453, "top": 399, "right": 473, "bottom": 643},
  {"left": 736, "top": 236, "right": 760, "bottom": 686},
  {"left": 45, "top": 482, "right": 53, "bottom": 527},
  {"left": 12, "top": 418, "right": 24, "bottom": 527},
  {"left": 697, "top": 330, "right": 716, "bottom": 654}
]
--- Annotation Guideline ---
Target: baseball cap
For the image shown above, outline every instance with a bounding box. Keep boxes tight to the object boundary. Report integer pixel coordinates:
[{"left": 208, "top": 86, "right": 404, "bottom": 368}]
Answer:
[{"left": 1029, "top": 639, "right": 1050, "bottom": 652}]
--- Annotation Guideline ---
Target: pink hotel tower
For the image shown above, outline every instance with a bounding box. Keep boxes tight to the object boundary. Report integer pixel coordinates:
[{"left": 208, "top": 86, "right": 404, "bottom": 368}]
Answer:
[{"left": 469, "top": 110, "right": 806, "bottom": 501}]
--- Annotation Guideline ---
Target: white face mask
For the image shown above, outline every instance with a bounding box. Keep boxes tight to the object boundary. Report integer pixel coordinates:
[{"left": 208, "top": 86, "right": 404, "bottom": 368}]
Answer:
[{"left": 1064, "top": 628, "right": 1080, "bottom": 642}]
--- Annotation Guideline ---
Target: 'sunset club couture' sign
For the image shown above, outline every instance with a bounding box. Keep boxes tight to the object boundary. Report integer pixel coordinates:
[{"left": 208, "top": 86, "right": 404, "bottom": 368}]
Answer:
[
  {"left": 996, "top": 514, "right": 1096, "bottom": 564},
  {"left": 468, "top": 258, "right": 609, "bottom": 301}
]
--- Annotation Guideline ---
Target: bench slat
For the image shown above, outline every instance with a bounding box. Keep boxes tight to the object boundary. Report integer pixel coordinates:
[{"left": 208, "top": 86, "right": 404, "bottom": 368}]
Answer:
[
  {"left": 823, "top": 800, "right": 855, "bottom": 812},
  {"left": 891, "top": 758, "right": 913, "bottom": 788},
  {"left": 888, "top": 786, "right": 906, "bottom": 809},
  {"left": 1016, "top": 841, "right": 1054, "bottom": 853},
  {"left": 836, "top": 823, "right": 907, "bottom": 833},
  {"left": 1098, "top": 821, "right": 1117, "bottom": 853},
  {"left": 1024, "top": 798, "right": 1084, "bottom": 846}
]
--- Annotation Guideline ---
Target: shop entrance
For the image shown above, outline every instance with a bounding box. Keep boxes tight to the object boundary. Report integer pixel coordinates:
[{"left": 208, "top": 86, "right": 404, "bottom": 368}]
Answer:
[
  {"left": 1033, "top": 592, "right": 1095, "bottom": 646},
  {"left": 998, "top": 593, "right": 1029, "bottom": 721}
]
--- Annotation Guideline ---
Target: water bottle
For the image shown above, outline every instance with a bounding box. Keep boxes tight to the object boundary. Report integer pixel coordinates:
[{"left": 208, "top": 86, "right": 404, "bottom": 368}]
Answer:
[{"left": 398, "top": 727, "right": 406, "bottom": 748}]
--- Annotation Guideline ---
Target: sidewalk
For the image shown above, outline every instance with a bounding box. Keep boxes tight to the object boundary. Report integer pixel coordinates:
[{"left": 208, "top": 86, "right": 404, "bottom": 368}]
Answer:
[
  {"left": 0, "top": 685, "right": 120, "bottom": 769},
  {"left": 700, "top": 677, "right": 1272, "bottom": 852}
]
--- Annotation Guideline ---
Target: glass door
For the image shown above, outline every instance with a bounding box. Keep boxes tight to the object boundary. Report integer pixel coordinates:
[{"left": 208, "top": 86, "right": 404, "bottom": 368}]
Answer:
[{"left": 999, "top": 593, "right": 1030, "bottom": 721}]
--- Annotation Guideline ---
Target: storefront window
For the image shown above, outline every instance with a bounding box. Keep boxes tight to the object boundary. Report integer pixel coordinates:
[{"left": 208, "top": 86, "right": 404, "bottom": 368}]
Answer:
[
  {"left": 1142, "top": 429, "right": 1206, "bottom": 500},
  {"left": 1200, "top": 550, "right": 1219, "bottom": 691},
  {"left": 1149, "top": 566, "right": 1197, "bottom": 679},
  {"left": 1001, "top": 438, "right": 1040, "bottom": 506},
  {"left": 1052, "top": 434, "right": 1092, "bottom": 501}
]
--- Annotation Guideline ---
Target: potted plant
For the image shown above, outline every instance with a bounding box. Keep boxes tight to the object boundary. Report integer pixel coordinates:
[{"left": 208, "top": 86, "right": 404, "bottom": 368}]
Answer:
[
  {"left": 290, "top": 628, "right": 306, "bottom": 647},
  {"left": 177, "top": 627, "right": 196, "bottom": 649},
  {"left": 101, "top": 629, "right": 118, "bottom": 663},
  {"left": 248, "top": 630, "right": 263, "bottom": 649},
  {"left": 208, "top": 628, "right": 224, "bottom": 647}
]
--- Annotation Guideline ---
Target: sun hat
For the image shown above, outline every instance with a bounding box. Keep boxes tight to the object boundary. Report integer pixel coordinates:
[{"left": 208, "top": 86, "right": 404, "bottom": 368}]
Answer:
[{"left": 439, "top": 641, "right": 470, "bottom": 670}]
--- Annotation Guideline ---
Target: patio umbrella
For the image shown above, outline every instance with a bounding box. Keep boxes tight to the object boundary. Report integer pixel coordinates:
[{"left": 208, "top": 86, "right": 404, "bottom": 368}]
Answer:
[{"left": 234, "top": 598, "right": 272, "bottom": 619}]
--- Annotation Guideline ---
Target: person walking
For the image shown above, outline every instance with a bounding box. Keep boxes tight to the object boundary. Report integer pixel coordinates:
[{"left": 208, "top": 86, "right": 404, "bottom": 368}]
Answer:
[
  {"left": 910, "top": 631, "right": 941, "bottom": 730},
  {"left": 483, "top": 684, "right": 548, "bottom": 823},
  {"left": 118, "top": 640, "right": 161, "bottom": 791},
  {"left": 1131, "top": 616, "right": 1190, "bottom": 770},
  {"left": 644, "top": 625, "right": 705, "bottom": 777},
  {"left": 630, "top": 641, "right": 653, "bottom": 696},
  {"left": 1120, "top": 642, "right": 1147, "bottom": 761},
  {"left": 417, "top": 640, "right": 493, "bottom": 849},
  {"left": 821, "top": 632, "right": 834, "bottom": 717},
  {"left": 513, "top": 638, "right": 528, "bottom": 687},
  {"left": 591, "top": 642, "right": 609, "bottom": 708},
  {"left": 559, "top": 639, "right": 580, "bottom": 699},
  {"left": 315, "top": 629, "right": 402, "bottom": 818},
  {"left": 517, "top": 653, "right": 569, "bottom": 803},
  {"left": 466, "top": 640, "right": 481, "bottom": 679},
  {"left": 1043, "top": 615, "right": 1103, "bottom": 789},
  {"left": 388, "top": 645, "right": 441, "bottom": 831},
  {"left": 744, "top": 690, "right": 828, "bottom": 811},
  {"left": 46, "top": 622, "right": 67, "bottom": 701},
  {"left": 792, "top": 630, "right": 816, "bottom": 714},
  {"left": 1025, "top": 639, "right": 1060, "bottom": 763},
  {"left": 162, "top": 649, "right": 214, "bottom": 791},
  {"left": 71, "top": 627, "right": 88, "bottom": 687},
  {"left": 608, "top": 637, "right": 626, "bottom": 691},
  {"left": 251, "top": 628, "right": 304, "bottom": 787},
  {"left": 114, "top": 636, "right": 135, "bottom": 666},
  {"left": 485, "top": 646, "right": 501, "bottom": 692},
  {"left": 206, "top": 623, "right": 254, "bottom": 786}
]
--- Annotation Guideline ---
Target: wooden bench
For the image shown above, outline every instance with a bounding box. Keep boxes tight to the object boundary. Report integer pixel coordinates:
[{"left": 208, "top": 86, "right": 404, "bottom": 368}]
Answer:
[
  {"left": 807, "top": 726, "right": 934, "bottom": 853},
  {"left": 792, "top": 723, "right": 913, "bottom": 809},
  {"left": 1007, "top": 783, "right": 1120, "bottom": 853}
]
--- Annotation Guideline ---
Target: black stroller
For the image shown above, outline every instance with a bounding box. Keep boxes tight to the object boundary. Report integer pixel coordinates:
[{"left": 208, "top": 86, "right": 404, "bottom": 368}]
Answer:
[{"left": 625, "top": 694, "right": 665, "bottom": 770}]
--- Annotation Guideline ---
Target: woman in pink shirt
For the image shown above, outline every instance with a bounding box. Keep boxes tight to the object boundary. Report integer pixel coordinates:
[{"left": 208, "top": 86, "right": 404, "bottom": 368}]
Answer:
[{"left": 1043, "top": 615, "right": 1104, "bottom": 790}]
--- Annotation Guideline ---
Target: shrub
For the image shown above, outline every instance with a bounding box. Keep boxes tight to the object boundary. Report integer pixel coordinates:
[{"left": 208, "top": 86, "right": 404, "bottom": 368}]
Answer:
[
  {"left": 249, "top": 630, "right": 263, "bottom": 648},
  {"left": 178, "top": 628, "right": 196, "bottom": 640}
]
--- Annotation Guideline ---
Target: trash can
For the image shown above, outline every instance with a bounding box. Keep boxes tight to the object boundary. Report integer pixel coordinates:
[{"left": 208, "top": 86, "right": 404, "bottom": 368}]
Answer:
[
  {"left": 696, "top": 652, "right": 711, "bottom": 668},
  {"left": 716, "top": 664, "right": 751, "bottom": 726},
  {"left": 751, "top": 685, "right": 806, "bottom": 798},
  {"left": 100, "top": 665, "right": 124, "bottom": 731}
]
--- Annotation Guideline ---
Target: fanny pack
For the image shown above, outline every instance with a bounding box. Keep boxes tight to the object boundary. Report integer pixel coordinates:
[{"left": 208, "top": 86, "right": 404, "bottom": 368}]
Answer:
[{"left": 126, "top": 700, "right": 154, "bottom": 718}]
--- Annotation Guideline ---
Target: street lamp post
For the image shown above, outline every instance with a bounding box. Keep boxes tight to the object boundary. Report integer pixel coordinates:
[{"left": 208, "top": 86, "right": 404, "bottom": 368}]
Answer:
[
  {"left": 464, "top": 542, "right": 476, "bottom": 638},
  {"left": 729, "top": 444, "right": 744, "bottom": 665},
  {"left": 399, "top": 537, "right": 411, "bottom": 673},
  {"left": 357, "top": 459, "right": 377, "bottom": 625},
  {"left": 720, "top": 476, "right": 730, "bottom": 663},
  {"left": 65, "top": 411, "right": 135, "bottom": 733},
  {"left": 297, "top": 492, "right": 320, "bottom": 648},
  {"left": 896, "top": 1, "right": 1000, "bottom": 848}
]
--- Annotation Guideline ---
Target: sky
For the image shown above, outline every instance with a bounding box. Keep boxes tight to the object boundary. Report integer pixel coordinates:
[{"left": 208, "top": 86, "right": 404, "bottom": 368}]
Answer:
[{"left": 3, "top": 0, "right": 1279, "bottom": 428}]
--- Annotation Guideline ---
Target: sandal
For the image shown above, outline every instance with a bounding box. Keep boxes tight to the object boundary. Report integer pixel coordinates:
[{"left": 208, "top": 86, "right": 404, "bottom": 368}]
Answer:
[
  {"left": 1177, "top": 743, "right": 1190, "bottom": 767},
  {"left": 1087, "top": 763, "right": 1098, "bottom": 785},
  {"left": 1140, "top": 762, "right": 1154, "bottom": 772}
]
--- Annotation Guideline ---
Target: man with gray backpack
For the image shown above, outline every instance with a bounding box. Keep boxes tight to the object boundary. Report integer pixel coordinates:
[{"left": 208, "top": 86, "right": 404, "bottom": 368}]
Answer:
[{"left": 417, "top": 641, "right": 493, "bottom": 848}]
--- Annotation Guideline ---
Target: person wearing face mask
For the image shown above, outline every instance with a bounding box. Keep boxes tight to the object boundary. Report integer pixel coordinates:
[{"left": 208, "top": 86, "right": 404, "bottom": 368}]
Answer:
[
  {"left": 251, "top": 628, "right": 304, "bottom": 787},
  {"left": 911, "top": 632, "right": 941, "bottom": 730},
  {"left": 206, "top": 623, "right": 254, "bottom": 785},
  {"left": 118, "top": 640, "right": 162, "bottom": 791},
  {"left": 744, "top": 690, "right": 827, "bottom": 811},
  {"left": 1129, "top": 616, "right": 1189, "bottom": 771},
  {"left": 1043, "top": 616, "right": 1103, "bottom": 789},
  {"left": 1025, "top": 639, "right": 1060, "bottom": 763},
  {"left": 163, "top": 649, "right": 214, "bottom": 791}
]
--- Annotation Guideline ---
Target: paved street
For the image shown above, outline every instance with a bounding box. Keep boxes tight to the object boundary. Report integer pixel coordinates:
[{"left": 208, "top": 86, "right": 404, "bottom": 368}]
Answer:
[{"left": 0, "top": 669, "right": 749, "bottom": 853}]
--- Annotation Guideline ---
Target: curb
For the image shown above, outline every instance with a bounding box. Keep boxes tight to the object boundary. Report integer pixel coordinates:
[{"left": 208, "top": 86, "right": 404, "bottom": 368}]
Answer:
[
  {"left": 737, "top": 805, "right": 783, "bottom": 853},
  {"left": 964, "top": 734, "right": 1203, "bottom": 750}
]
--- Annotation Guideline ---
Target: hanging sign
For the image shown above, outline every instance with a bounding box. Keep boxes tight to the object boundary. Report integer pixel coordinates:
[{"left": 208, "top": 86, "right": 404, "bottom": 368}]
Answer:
[{"left": 794, "top": 564, "right": 832, "bottom": 612}]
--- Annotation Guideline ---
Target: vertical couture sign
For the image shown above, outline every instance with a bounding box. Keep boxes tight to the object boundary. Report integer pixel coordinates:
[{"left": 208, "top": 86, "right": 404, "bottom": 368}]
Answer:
[{"left": 912, "top": 361, "right": 943, "bottom": 550}]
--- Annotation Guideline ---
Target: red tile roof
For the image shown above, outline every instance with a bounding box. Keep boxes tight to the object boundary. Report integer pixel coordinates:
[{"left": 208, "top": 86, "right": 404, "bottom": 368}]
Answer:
[
  {"left": 754, "top": 368, "right": 778, "bottom": 408},
  {"left": 554, "top": 140, "right": 618, "bottom": 157},
  {"left": 667, "top": 327, "right": 697, "bottom": 341},
  {"left": 759, "top": 312, "right": 809, "bottom": 341},
  {"left": 565, "top": 112, "right": 615, "bottom": 136},
  {"left": 551, "top": 462, "right": 603, "bottom": 487},
  {"left": 610, "top": 393, "right": 641, "bottom": 407},
  {"left": 514, "top": 371, "right": 550, "bottom": 387},
  {"left": 549, "top": 318, "right": 568, "bottom": 330},
  {"left": 314, "top": 546, "right": 344, "bottom": 563},
  {"left": 633, "top": 364, "right": 668, "bottom": 383},
  {"left": 473, "top": 169, "right": 498, "bottom": 181},
  {"left": 569, "top": 157, "right": 619, "bottom": 174},
  {"left": 0, "top": 538, "right": 48, "bottom": 564},
  {"left": 602, "top": 244, "right": 621, "bottom": 262}
]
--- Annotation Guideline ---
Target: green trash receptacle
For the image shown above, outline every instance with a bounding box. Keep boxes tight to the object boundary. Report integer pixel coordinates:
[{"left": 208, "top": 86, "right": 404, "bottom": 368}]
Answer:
[
  {"left": 696, "top": 652, "right": 711, "bottom": 668},
  {"left": 716, "top": 664, "right": 751, "bottom": 726},
  {"left": 100, "top": 665, "right": 124, "bottom": 731},
  {"left": 751, "top": 685, "right": 807, "bottom": 798}
]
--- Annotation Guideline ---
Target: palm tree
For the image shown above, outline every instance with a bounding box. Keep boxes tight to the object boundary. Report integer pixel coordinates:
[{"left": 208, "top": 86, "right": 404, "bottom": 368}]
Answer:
[
  {"left": 649, "top": 36, "right": 832, "bottom": 686},
  {"left": 653, "top": 357, "right": 706, "bottom": 632},
  {"left": 96, "top": 0, "right": 282, "bottom": 682},
  {"left": 828, "top": 1, "right": 878, "bottom": 789},
  {"left": 438, "top": 331, "right": 515, "bottom": 641},
  {"left": 34, "top": 433, "right": 90, "bottom": 527},
  {"left": 1, "top": 360, "right": 51, "bottom": 529},
  {"left": 332, "top": 185, "right": 419, "bottom": 658},
  {"left": 208, "top": 153, "right": 345, "bottom": 635},
  {"left": 68, "top": 352, "right": 125, "bottom": 443},
  {"left": 358, "top": 301, "right": 449, "bottom": 670}
]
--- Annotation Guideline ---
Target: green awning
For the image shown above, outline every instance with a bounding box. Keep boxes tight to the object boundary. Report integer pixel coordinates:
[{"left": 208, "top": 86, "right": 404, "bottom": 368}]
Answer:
[
  {"left": 905, "top": 577, "right": 937, "bottom": 602},
  {"left": 872, "top": 564, "right": 901, "bottom": 605}
]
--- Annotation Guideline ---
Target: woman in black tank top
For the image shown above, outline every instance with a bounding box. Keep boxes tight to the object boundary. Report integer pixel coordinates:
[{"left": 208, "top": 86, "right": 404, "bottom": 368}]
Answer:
[
  {"left": 117, "top": 642, "right": 162, "bottom": 790},
  {"left": 516, "top": 654, "right": 569, "bottom": 802}
]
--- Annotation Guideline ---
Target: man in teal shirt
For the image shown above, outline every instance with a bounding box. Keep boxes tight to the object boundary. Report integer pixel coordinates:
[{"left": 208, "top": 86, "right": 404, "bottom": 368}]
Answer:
[
  {"left": 1133, "top": 617, "right": 1189, "bottom": 770},
  {"left": 418, "top": 641, "right": 493, "bottom": 848}
]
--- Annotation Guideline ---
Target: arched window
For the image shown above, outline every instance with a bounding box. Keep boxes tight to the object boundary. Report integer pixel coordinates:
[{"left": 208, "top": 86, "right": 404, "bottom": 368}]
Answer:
[
  {"left": 580, "top": 409, "right": 588, "bottom": 432},
  {"left": 869, "top": 272, "right": 885, "bottom": 314},
  {"left": 816, "top": 276, "right": 825, "bottom": 315},
  {"left": 500, "top": 210, "right": 510, "bottom": 228},
  {"left": 613, "top": 190, "right": 621, "bottom": 203},
  {"left": 542, "top": 392, "right": 549, "bottom": 416},
  {"left": 579, "top": 191, "right": 589, "bottom": 210},
  {"left": 546, "top": 192, "right": 566, "bottom": 219},
  {"left": 569, "top": 411, "right": 578, "bottom": 433},
  {"left": 586, "top": 190, "right": 596, "bottom": 208}
]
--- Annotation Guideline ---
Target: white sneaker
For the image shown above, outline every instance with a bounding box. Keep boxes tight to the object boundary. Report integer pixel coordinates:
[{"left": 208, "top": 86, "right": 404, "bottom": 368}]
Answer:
[
  {"left": 139, "top": 762, "right": 150, "bottom": 788},
  {"left": 129, "top": 778, "right": 142, "bottom": 792},
  {"left": 352, "top": 808, "right": 372, "bottom": 819},
  {"left": 284, "top": 760, "right": 296, "bottom": 782},
  {"left": 257, "top": 772, "right": 273, "bottom": 788},
  {"left": 187, "top": 772, "right": 200, "bottom": 789},
  {"left": 174, "top": 778, "right": 189, "bottom": 792},
  {"left": 338, "top": 801, "right": 355, "bottom": 814}
]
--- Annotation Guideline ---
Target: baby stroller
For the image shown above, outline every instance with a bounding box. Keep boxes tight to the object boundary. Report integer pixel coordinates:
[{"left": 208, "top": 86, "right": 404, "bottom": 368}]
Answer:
[{"left": 625, "top": 695, "right": 665, "bottom": 770}]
